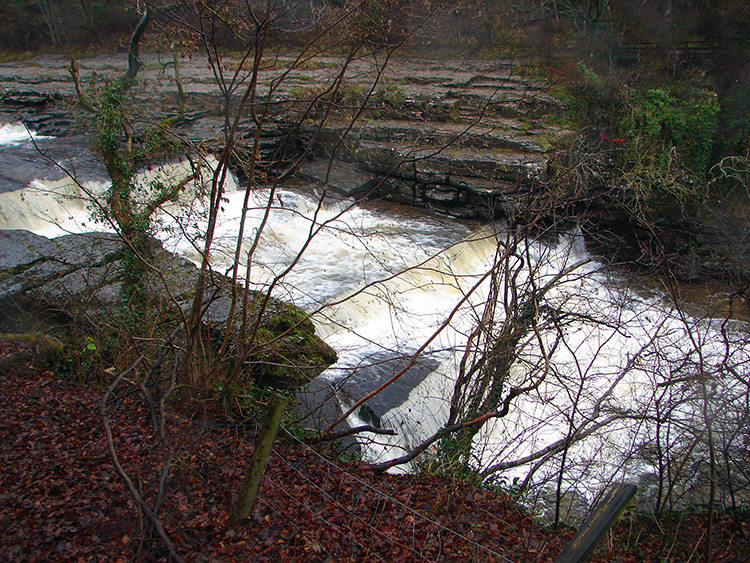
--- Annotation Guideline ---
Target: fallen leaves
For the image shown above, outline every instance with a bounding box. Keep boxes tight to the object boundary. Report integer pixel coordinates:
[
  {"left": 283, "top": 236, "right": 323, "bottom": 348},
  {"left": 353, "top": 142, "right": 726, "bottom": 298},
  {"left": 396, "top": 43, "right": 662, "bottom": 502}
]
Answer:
[{"left": 1, "top": 336, "right": 748, "bottom": 562}]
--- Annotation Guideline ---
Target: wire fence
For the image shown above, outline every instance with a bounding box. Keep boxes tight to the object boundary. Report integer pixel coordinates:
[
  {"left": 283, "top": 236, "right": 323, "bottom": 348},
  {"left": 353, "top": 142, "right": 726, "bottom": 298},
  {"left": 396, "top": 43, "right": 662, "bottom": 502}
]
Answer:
[{"left": 250, "top": 425, "right": 517, "bottom": 562}]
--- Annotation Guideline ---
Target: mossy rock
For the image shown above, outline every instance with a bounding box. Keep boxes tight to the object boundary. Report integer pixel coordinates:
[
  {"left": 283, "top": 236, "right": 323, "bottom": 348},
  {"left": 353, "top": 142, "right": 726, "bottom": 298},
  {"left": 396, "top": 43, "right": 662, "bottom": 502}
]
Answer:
[
  {"left": 204, "top": 292, "right": 336, "bottom": 391},
  {"left": 245, "top": 299, "right": 337, "bottom": 390},
  {"left": 0, "top": 332, "right": 64, "bottom": 370},
  {"left": 0, "top": 230, "right": 337, "bottom": 389},
  {"left": 250, "top": 325, "right": 337, "bottom": 390}
]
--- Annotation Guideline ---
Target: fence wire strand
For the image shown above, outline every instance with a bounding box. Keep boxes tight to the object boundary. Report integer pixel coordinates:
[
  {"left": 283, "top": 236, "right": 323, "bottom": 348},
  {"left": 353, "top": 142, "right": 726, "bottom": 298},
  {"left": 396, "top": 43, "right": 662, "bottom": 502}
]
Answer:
[{"left": 266, "top": 424, "right": 516, "bottom": 563}]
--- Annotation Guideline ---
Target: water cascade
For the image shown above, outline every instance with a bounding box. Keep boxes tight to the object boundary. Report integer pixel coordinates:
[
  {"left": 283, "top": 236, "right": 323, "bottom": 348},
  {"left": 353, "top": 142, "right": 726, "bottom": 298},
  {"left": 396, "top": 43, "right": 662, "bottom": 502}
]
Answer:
[{"left": 2, "top": 123, "right": 748, "bottom": 516}]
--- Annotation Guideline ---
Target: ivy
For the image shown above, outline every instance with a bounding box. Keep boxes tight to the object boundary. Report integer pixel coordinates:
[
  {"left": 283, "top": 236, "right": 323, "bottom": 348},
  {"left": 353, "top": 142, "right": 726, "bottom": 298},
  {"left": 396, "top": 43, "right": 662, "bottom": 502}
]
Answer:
[{"left": 616, "top": 86, "right": 720, "bottom": 176}]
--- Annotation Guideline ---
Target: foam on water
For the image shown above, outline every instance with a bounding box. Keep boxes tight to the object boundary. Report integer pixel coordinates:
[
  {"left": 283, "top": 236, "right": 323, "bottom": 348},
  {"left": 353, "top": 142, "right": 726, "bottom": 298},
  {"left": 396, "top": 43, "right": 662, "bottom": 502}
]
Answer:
[
  {"left": 2, "top": 144, "right": 747, "bottom": 509},
  {"left": 332, "top": 226, "right": 749, "bottom": 508},
  {"left": 0, "top": 123, "right": 52, "bottom": 146},
  {"left": 168, "top": 186, "right": 469, "bottom": 309}
]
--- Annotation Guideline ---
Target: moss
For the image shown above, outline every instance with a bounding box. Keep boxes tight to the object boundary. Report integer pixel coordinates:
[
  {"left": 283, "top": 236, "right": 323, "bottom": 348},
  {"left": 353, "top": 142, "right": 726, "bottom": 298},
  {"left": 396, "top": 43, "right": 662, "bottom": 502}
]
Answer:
[
  {"left": 248, "top": 301, "right": 337, "bottom": 390},
  {"left": 0, "top": 332, "right": 63, "bottom": 369},
  {"left": 212, "top": 293, "right": 336, "bottom": 392},
  {"left": 288, "top": 85, "right": 326, "bottom": 100},
  {"left": 535, "top": 135, "right": 554, "bottom": 152}
]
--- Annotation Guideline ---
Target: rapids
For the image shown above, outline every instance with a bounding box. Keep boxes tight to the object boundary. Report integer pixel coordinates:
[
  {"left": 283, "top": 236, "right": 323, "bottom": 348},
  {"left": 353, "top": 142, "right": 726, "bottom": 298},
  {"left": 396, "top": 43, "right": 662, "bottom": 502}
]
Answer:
[{"left": 1, "top": 123, "right": 748, "bottom": 518}]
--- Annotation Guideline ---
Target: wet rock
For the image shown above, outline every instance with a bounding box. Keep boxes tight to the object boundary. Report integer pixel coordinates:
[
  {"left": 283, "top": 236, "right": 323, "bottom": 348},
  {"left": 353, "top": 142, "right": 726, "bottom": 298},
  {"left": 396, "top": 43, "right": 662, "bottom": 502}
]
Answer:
[
  {"left": 297, "top": 159, "right": 381, "bottom": 198},
  {"left": 297, "top": 351, "right": 441, "bottom": 434},
  {"left": 1, "top": 89, "right": 59, "bottom": 108},
  {"left": 309, "top": 114, "right": 550, "bottom": 218}
]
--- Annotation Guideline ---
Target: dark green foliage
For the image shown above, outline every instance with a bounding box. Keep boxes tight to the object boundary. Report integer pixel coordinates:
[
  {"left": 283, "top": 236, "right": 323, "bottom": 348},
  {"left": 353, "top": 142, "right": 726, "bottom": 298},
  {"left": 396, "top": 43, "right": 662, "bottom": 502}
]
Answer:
[
  {"left": 562, "top": 62, "right": 726, "bottom": 221},
  {"left": 567, "top": 65, "right": 721, "bottom": 178},
  {"left": 85, "top": 69, "right": 192, "bottom": 311},
  {"left": 616, "top": 86, "right": 720, "bottom": 177},
  {"left": 714, "top": 75, "right": 750, "bottom": 161},
  {"left": 429, "top": 433, "right": 478, "bottom": 480}
]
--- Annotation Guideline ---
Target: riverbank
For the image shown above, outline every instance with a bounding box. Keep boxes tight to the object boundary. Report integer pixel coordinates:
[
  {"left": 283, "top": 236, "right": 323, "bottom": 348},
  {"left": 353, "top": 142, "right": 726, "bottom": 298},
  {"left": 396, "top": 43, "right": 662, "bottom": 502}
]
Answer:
[
  {"left": 0, "top": 338, "right": 572, "bottom": 562},
  {"left": 2, "top": 337, "right": 749, "bottom": 562}
]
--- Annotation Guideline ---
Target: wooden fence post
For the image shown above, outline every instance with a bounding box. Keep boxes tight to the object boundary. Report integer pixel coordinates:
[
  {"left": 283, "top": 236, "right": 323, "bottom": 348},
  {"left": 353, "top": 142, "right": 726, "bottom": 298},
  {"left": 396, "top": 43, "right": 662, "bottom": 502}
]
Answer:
[
  {"left": 230, "top": 393, "right": 289, "bottom": 526},
  {"left": 555, "top": 483, "right": 637, "bottom": 563}
]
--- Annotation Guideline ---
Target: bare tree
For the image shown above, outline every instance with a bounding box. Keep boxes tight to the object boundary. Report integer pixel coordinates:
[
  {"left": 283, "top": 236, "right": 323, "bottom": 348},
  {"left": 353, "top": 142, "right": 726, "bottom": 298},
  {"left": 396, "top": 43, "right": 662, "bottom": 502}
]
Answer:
[{"left": 62, "top": 0, "right": 447, "bottom": 556}]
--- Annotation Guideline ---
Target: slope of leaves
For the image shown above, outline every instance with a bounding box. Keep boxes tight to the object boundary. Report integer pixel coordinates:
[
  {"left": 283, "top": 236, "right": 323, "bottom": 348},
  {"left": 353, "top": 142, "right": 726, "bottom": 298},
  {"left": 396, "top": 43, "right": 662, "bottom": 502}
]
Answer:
[
  {"left": 0, "top": 354, "right": 132, "bottom": 560},
  {"left": 0, "top": 340, "right": 571, "bottom": 562},
  {"left": 590, "top": 510, "right": 750, "bottom": 563},
  {"left": 1, "top": 335, "right": 748, "bottom": 562}
]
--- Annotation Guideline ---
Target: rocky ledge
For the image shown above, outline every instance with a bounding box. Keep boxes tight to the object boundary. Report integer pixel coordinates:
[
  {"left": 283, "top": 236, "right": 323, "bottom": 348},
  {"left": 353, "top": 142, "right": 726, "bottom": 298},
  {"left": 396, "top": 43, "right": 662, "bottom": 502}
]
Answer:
[
  {"left": 0, "top": 54, "right": 572, "bottom": 218},
  {"left": 0, "top": 229, "right": 336, "bottom": 389}
]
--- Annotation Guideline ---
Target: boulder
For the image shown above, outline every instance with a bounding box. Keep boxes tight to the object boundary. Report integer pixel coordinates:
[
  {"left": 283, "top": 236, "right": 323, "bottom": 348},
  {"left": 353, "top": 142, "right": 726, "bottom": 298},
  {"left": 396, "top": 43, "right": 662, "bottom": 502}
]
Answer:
[{"left": 0, "top": 229, "right": 336, "bottom": 389}]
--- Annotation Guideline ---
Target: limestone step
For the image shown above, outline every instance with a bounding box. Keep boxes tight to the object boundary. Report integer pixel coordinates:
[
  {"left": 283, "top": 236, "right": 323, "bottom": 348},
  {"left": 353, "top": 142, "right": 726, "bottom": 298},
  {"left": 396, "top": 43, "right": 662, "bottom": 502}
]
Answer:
[{"left": 345, "top": 140, "right": 547, "bottom": 185}]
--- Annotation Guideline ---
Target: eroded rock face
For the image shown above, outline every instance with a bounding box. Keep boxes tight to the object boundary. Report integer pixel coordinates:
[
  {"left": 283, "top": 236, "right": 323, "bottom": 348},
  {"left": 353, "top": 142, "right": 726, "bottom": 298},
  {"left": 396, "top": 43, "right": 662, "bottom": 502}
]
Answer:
[
  {"left": 306, "top": 119, "right": 552, "bottom": 217},
  {"left": 295, "top": 60, "right": 569, "bottom": 217},
  {"left": 1, "top": 54, "right": 570, "bottom": 218},
  {"left": 0, "top": 229, "right": 336, "bottom": 389}
]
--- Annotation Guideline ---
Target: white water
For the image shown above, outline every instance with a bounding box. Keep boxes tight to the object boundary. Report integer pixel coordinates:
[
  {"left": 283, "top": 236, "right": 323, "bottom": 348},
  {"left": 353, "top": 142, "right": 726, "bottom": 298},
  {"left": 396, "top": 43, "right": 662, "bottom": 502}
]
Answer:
[
  {"left": 165, "top": 186, "right": 468, "bottom": 308},
  {"left": 2, "top": 124, "right": 748, "bottom": 516},
  {"left": 0, "top": 123, "right": 52, "bottom": 145}
]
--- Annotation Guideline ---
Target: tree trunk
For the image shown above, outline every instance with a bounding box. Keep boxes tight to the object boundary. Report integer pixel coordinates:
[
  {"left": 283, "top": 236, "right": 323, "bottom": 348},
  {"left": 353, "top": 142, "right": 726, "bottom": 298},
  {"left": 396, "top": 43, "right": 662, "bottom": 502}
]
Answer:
[{"left": 231, "top": 394, "right": 288, "bottom": 525}]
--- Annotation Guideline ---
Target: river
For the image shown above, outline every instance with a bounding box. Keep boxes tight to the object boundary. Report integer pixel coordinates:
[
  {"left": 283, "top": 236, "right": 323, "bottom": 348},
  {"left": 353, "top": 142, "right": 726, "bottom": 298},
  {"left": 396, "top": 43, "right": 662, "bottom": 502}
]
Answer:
[{"left": 1, "top": 123, "right": 748, "bottom": 520}]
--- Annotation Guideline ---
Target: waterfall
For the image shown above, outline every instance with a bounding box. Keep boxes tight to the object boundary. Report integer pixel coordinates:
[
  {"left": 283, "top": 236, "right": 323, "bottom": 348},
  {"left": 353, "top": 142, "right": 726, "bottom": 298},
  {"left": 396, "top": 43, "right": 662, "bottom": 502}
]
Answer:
[
  {"left": 2, "top": 123, "right": 747, "bottom": 513},
  {"left": 0, "top": 151, "right": 237, "bottom": 237}
]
